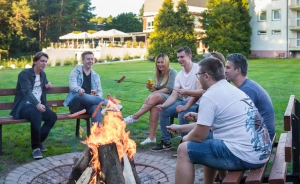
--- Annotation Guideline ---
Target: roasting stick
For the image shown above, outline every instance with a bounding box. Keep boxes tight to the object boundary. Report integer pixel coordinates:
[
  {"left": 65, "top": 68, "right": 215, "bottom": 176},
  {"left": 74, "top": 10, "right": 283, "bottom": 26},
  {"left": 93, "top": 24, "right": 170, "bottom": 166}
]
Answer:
[{"left": 115, "top": 75, "right": 145, "bottom": 84}]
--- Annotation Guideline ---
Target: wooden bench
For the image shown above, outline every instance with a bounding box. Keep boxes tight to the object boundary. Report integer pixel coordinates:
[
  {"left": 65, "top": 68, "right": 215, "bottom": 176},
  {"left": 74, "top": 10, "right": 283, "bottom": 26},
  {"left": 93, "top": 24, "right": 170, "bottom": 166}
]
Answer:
[
  {"left": 223, "top": 95, "right": 300, "bottom": 184},
  {"left": 0, "top": 87, "right": 92, "bottom": 155},
  {"left": 276, "top": 53, "right": 285, "bottom": 59}
]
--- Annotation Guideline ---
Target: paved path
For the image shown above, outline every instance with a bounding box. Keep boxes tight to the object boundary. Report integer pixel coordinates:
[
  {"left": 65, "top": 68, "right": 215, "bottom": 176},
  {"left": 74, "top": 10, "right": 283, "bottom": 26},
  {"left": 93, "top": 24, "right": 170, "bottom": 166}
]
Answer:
[
  {"left": 0, "top": 152, "right": 203, "bottom": 184},
  {"left": 1, "top": 152, "right": 203, "bottom": 184}
]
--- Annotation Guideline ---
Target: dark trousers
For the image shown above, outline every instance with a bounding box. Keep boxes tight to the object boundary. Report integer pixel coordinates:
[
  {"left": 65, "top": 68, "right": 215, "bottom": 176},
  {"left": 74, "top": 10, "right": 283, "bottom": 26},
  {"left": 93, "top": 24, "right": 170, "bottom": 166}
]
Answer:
[{"left": 19, "top": 104, "right": 57, "bottom": 149}]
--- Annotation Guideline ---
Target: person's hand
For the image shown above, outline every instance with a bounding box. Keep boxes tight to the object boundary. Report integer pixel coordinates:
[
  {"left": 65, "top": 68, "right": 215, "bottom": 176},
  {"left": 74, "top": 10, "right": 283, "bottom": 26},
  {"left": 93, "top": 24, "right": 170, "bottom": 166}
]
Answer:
[
  {"left": 45, "top": 82, "right": 53, "bottom": 89},
  {"left": 176, "top": 105, "right": 187, "bottom": 113},
  {"left": 184, "top": 112, "right": 198, "bottom": 122},
  {"left": 177, "top": 89, "right": 189, "bottom": 98},
  {"left": 78, "top": 88, "right": 85, "bottom": 96},
  {"left": 166, "top": 124, "right": 180, "bottom": 134},
  {"left": 156, "top": 104, "right": 165, "bottom": 111},
  {"left": 36, "top": 103, "right": 46, "bottom": 112}
]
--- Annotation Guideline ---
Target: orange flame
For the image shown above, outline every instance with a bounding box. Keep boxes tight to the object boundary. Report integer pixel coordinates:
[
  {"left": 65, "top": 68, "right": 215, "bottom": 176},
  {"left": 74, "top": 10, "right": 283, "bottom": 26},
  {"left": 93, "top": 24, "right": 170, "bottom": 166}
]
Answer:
[{"left": 81, "top": 98, "right": 136, "bottom": 174}]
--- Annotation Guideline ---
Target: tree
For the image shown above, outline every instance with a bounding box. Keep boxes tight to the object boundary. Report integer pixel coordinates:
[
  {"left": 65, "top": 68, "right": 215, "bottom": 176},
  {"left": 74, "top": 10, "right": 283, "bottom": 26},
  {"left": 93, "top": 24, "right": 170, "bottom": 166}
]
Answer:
[
  {"left": 199, "top": 0, "right": 251, "bottom": 56},
  {"left": 174, "top": 0, "right": 197, "bottom": 57},
  {"left": 148, "top": 0, "right": 196, "bottom": 61},
  {"left": 105, "top": 13, "right": 142, "bottom": 32}
]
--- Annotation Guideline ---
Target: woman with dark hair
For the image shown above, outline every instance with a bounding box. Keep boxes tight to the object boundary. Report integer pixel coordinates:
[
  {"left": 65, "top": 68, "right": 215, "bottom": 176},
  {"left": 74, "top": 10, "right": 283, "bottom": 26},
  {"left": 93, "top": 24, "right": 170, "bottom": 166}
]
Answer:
[{"left": 123, "top": 53, "right": 178, "bottom": 145}]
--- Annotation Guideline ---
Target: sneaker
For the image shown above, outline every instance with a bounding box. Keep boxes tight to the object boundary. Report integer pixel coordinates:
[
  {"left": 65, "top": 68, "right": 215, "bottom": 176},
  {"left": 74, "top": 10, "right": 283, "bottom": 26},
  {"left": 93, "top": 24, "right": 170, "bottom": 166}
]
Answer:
[
  {"left": 40, "top": 144, "right": 47, "bottom": 152},
  {"left": 140, "top": 137, "right": 156, "bottom": 145},
  {"left": 123, "top": 115, "right": 139, "bottom": 124},
  {"left": 151, "top": 140, "right": 172, "bottom": 151},
  {"left": 117, "top": 104, "right": 123, "bottom": 111},
  {"left": 172, "top": 152, "right": 177, "bottom": 157},
  {"left": 32, "top": 148, "right": 43, "bottom": 159}
]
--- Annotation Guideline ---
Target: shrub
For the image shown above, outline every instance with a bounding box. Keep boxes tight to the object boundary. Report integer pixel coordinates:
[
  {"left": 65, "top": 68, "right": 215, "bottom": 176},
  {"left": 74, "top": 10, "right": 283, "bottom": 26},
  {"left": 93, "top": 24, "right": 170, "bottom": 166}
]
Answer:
[
  {"left": 55, "top": 62, "right": 61, "bottom": 66},
  {"left": 113, "top": 57, "right": 121, "bottom": 61},
  {"left": 95, "top": 58, "right": 105, "bottom": 63},
  {"left": 133, "top": 41, "right": 138, "bottom": 48},
  {"left": 105, "top": 54, "right": 113, "bottom": 61},
  {"left": 64, "top": 61, "right": 73, "bottom": 66},
  {"left": 123, "top": 53, "right": 131, "bottom": 60},
  {"left": 133, "top": 55, "right": 140, "bottom": 59},
  {"left": 139, "top": 41, "right": 145, "bottom": 48},
  {"left": 126, "top": 41, "right": 132, "bottom": 48}
]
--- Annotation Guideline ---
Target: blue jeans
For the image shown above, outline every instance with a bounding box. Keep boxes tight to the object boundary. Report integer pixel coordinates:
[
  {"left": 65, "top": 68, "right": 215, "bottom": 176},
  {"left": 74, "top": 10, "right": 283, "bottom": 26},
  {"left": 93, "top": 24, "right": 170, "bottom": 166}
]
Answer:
[
  {"left": 19, "top": 104, "right": 57, "bottom": 149},
  {"left": 159, "top": 100, "right": 198, "bottom": 143},
  {"left": 187, "top": 139, "right": 265, "bottom": 170},
  {"left": 68, "top": 94, "right": 108, "bottom": 123}
]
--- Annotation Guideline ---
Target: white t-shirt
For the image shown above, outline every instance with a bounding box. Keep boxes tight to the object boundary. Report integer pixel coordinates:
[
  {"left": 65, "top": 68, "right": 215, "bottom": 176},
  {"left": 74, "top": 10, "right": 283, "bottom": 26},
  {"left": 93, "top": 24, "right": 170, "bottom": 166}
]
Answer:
[
  {"left": 197, "top": 79, "right": 271, "bottom": 164},
  {"left": 32, "top": 74, "right": 42, "bottom": 103},
  {"left": 174, "top": 63, "right": 199, "bottom": 101}
]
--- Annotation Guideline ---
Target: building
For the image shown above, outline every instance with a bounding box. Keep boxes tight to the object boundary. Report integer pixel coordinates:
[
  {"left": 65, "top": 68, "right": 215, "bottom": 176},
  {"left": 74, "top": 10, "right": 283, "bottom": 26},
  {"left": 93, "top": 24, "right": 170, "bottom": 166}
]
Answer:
[
  {"left": 250, "top": 0, "right": 300, "bottom": 58},
  {"left": 142, "top": 0, "right": 208, "bottom": 53}
]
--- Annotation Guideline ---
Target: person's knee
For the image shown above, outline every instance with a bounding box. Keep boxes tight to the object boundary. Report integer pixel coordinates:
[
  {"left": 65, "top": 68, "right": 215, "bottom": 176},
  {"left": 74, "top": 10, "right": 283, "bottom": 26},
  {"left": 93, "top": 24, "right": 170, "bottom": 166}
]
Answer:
[{"left": 177, "top": 142, "right": 189, "bottom": 160}]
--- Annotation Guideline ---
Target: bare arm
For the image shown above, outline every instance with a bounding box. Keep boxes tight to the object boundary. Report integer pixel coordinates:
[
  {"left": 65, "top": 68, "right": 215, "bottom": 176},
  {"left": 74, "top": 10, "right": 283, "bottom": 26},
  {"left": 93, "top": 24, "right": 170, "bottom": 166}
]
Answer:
[
  {"left": 183, "top": 124, "right": 211, "bottom": 142},
  {"left": 156, "top": 86, "right": 180, "bottom": 109}
]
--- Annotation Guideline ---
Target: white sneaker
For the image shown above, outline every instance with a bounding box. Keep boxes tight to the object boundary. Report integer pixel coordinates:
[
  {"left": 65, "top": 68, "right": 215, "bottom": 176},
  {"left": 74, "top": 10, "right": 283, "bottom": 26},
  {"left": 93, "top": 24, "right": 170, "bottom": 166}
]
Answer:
[
  {"left": 123, "top": 115, "right": 139, "bottom": 124},
  {"left": 140, "top": 137, "right": 156, "bottom": 145},
  {"left": 117, "top": 104, "right": 122, "bottom": 110}
]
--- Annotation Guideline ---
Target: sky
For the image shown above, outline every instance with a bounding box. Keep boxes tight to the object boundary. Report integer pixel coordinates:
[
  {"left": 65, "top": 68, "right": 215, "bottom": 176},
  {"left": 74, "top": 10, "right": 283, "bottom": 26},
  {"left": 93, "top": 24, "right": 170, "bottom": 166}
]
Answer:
[{"left": 91, "top": 0, "right": 144, "bottom": 17}]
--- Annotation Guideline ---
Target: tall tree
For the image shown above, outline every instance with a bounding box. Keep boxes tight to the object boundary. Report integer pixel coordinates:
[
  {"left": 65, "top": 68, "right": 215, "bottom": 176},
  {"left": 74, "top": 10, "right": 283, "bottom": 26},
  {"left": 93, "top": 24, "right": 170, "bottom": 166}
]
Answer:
[
  {"left": 199, "top": 0, "right": 251, "bottom": 56},
  {"left": 174, "top": 0, "right": 197, "bottom": 57},
  {"left": 148, "top": 0, "right": 177, "bottom": 61},
  {"left": 105, "top": 13, "right": 142, "bottom": 32},
  {"left": 149, "top": 0, "right": 196, "bottom": 61},
  {"left": 0, "top": 0, "right": 36, "bottom": 54}
]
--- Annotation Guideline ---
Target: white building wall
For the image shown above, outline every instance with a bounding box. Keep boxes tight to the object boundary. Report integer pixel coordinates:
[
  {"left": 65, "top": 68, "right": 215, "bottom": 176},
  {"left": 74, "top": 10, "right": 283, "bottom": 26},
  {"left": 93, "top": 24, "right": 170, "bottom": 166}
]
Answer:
[{"left": 249, "top": 0, "right": 288, "bottom": 57}]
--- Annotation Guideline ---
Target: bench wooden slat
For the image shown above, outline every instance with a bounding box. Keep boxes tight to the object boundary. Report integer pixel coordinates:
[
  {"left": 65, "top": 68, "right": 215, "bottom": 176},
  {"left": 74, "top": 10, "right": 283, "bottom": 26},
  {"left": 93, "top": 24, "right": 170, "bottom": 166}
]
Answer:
[
  {"left": 222, "top": 171, "right": 245, "bottom": 184},
  {"left": 284, "top": 95, "right": 295, "bottom": 131},
  {"left": 285, "top": 131, "right": 292, "bottom": 162},
  {"left": 0, "top": 89, "right": 16, "bottom": 96},
  {"left": 0, "top": 114, "right": 91, "bottom": 125},
  {"left": 0, "top": 87, "right": 70, "bottom": 96},
  {"left": 0, "top": 100, "right": 66, "bottom": 110},
  {"left": 269, "top": 133, "right": 287, "bottom": 184}
]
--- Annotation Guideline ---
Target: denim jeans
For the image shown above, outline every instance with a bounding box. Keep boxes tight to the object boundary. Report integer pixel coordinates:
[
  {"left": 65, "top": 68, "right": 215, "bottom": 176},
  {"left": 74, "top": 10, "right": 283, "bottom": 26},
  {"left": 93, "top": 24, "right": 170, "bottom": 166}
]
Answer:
[
  {"left": 19, "top": 103, "right": 57, "bottom": 149},
  {"left": 187, "top": 139, "right": 265, "bottom": 170},
  {"left": 68, "top": 93, "right": 108, "bottom": 123},
  {"left": 159, "top": 100, "right": 198, "bottom": 143}
]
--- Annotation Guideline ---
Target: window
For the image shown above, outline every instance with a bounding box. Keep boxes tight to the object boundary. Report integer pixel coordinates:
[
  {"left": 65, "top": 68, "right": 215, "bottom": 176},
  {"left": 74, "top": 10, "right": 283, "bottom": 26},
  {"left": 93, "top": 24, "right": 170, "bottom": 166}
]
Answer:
[
  {"left": 272, "top": 10, "right": 281, "bottom": 20},
  {"left": 147, "top": 21, "right": 154, "bottom": 30},
  {"left": 258, "top": 30, "right": 267, "bottom": 35},
  {"left": 259, "top": 11, "right": 266, "bottom": 21},
  {"left": 272, "top": 30, "right": 281, "bottom": 34}
]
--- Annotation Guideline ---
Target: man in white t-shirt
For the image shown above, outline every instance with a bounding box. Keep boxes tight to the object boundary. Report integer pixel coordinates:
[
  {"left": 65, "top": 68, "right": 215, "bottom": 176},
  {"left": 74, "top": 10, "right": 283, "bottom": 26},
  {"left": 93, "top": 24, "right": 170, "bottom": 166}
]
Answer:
[
  {"left": 167, "top": 57, "right": 272, "bottom": 184},
  {"left": 152, "top": 46, "right": 199, "bottom": 151}
]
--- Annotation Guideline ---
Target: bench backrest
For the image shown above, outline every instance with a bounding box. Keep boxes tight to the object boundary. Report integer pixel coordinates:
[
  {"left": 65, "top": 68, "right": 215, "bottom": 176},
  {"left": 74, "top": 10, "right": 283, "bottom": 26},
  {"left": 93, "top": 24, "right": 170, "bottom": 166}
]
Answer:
[
  {"left": 0, "top": 87, "right": 69, "bottom": 110},
  {"left": 284, "top": 95, "right": 300, "bottom": 173}
]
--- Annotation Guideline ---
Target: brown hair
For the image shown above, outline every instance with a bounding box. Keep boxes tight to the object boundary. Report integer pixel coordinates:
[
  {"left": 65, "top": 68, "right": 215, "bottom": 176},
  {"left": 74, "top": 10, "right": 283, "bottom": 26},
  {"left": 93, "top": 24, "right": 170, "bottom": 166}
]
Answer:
[
  {"left": 81, "top": 51, "right": 94, "bottom": 61},
  {"left": 210, "top": 52, "right": 226, "bottom": 67},
  {"left": 199, "top": 57, "right": 225, "bottom": 81},
  {"left": 32, "top": 52, "right": 49, "bottom": 67}
]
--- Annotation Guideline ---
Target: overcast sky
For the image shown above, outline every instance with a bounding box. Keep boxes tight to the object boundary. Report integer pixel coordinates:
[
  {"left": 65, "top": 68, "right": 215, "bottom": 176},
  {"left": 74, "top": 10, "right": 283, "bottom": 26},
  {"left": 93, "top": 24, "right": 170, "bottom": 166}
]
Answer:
[{"left": 91, "top": 0, "right": 144, "bottom": 17}]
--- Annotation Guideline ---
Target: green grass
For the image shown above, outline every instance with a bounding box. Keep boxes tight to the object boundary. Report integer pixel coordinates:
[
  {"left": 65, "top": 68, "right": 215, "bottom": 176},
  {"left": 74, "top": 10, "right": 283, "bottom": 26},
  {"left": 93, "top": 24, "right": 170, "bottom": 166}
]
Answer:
[{"left": 0, "top": 58, "right": 299, "bottom": 174}]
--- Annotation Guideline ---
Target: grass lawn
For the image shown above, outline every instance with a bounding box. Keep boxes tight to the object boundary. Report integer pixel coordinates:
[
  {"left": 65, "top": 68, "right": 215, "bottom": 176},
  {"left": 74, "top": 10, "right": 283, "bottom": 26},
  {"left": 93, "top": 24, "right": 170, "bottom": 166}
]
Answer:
[{"left": 0, "top": 58, "right": 299, "bottom": 176}]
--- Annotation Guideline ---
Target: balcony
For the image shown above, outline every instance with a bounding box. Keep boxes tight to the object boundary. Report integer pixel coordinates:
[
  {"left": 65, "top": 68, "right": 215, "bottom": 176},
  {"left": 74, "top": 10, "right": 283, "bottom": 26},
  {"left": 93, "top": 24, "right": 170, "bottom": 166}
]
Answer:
[
  {"left": 289, "top": 38, "right": 300, "bottom": 51},
  {"left": 289, "top": 17, "right": 300, "bottom": 31},
  {"left": 290, "top": 0, "right": 300, "bottom": 10}
]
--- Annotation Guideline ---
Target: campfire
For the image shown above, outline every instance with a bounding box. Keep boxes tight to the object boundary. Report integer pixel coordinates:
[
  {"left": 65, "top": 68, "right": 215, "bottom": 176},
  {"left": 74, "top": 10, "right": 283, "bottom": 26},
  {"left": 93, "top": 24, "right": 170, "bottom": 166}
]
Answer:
[{"left": 68, "top": 96, "right": 140, "bottom": 184}]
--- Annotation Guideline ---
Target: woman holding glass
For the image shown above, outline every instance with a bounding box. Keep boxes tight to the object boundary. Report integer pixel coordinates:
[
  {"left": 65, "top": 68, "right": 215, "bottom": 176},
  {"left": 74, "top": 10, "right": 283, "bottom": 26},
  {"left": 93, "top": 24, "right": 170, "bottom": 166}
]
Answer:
[{"left": 123, "top": 53, "right": 177, "bottom": 145}]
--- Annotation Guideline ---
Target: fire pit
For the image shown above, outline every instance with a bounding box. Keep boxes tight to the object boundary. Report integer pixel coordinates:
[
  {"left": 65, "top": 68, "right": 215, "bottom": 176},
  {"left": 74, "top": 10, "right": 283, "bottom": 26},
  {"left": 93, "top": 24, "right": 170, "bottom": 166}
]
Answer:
[{"left": 3, "top": 98, "right": 204, "bottom": 183}]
